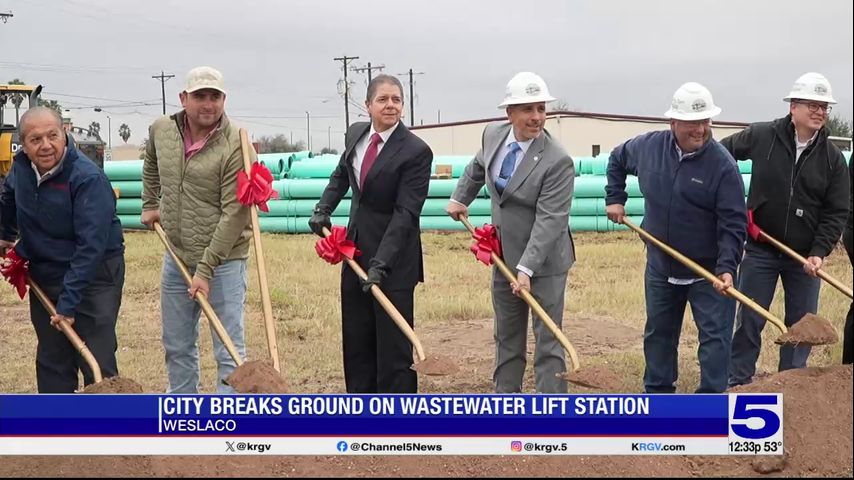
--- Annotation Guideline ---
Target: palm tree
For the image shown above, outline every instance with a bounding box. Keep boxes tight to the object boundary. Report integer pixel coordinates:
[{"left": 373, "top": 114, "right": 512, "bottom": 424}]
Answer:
[
  {"left": 7, "top": 78, "right": 25, "bottom": 123},
  {"left": 119, "top": 123, "right": 131, "bottom": 143}
]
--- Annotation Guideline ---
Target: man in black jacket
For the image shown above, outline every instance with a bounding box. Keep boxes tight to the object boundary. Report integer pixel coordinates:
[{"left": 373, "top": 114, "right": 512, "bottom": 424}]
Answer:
[
  {"left": 309, "top": 75, "right": 433, "bottom": 393},
  {"left": 722, "top": 72, "right": 850, "bottom": 385}
]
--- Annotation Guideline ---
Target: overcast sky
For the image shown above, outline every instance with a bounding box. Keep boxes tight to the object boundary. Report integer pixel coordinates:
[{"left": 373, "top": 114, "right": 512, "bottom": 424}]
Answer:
[{"left": 1, "top": 0, "right": 851, "bottom": 151}]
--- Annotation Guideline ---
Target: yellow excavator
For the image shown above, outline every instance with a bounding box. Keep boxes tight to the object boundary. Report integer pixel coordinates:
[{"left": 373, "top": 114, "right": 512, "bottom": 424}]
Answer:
[{"left": 1, "top": 84, "right": 42, "bottom": 186}]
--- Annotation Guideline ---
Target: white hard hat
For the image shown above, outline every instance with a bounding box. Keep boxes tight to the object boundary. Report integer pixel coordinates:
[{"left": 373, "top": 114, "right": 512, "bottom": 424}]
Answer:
[
  {"left": 783, "top": 72, "right": 836, "bottom": 104},
  {"left": 663, "top": 82, "right": 722, "bottom": 121},
  {"left": 498, "top": 72, "right": 556, "bottom": 108}
]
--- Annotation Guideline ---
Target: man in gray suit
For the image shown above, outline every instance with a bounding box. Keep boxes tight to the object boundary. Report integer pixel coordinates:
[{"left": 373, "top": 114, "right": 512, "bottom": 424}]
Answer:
[{"left": 447, "top": 72, "right": 575, "bottom": 393}]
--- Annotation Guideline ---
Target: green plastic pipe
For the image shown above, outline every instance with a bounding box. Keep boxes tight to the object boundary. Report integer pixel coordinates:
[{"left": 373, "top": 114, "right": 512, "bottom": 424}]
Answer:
[{"left": 104, "top": 160, "right": 144, "bottom": 181}]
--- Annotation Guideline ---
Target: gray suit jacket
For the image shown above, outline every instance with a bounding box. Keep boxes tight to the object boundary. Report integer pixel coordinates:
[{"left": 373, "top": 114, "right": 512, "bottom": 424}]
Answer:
[{"left": 452, "top": 121, "right": 575, "bottom": 276}]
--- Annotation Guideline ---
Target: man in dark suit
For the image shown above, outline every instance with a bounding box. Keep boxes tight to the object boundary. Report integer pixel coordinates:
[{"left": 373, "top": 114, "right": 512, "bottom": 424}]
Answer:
[{"left": 309, "top": 74, "right": 433, "bottom": 393}]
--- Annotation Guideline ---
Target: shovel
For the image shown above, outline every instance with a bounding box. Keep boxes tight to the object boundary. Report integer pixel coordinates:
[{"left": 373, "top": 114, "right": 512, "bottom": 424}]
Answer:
[
  {"left": 27, "top": 277, "right": 143, "bottom": 393},
  {"left": 321, "top": 227, "right": 458, "bottom": 376},
  {"left": 457, "top": 217, "right": 591, "bottom": 387},
  {"left": 622, "top": 218, "right": 838, "bottom": 346},
  {"left": 238, "top": 128, "right": 280, "bottom": 372},
  {"left": 153, "top": 222, "right": 287, "bottom": 393},
  {"left": 754, "top": 228, "right": 852, "bottom": 299}
]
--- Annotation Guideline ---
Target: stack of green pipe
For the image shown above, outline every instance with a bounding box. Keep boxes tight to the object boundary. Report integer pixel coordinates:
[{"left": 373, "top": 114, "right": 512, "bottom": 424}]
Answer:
[{"left": 104, "top": 155, "right": 765, "bottom": 234}]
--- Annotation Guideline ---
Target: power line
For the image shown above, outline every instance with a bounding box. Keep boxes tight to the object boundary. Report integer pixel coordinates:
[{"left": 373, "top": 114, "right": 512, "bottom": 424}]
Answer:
[
  {"left": 151, "top": 71, "right": 175, "bottom": 115},
  {"left": 397, "top": 69, "right": 425, "bottom": 127},
  {"left": 352, "top": 62, "right": 385, "bottom": 83},
  {"left": 333, "top": 55, "right": 359, "bottom": 131}
]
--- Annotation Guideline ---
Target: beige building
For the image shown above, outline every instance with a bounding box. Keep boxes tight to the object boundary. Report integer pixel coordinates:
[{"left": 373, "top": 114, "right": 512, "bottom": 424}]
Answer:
[{"left": 412, "top": 110, "right": 748, "bottom": 158}]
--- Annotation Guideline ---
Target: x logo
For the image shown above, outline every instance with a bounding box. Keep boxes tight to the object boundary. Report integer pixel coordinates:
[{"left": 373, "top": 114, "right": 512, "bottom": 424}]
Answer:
[{"left": 225, "top": 441, "right": 235, "bottom": 452}]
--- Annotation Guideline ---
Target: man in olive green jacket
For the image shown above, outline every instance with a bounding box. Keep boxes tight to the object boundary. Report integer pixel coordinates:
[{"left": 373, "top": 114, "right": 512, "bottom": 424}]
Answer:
[{"left": 141, "top": 66, "right": 252, "bottom": 393}]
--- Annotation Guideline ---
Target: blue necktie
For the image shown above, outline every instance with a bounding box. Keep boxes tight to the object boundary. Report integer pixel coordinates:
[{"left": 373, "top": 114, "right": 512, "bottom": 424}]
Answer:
[{"left": 495, "top": 142, "right": 520, "bottom": 195}]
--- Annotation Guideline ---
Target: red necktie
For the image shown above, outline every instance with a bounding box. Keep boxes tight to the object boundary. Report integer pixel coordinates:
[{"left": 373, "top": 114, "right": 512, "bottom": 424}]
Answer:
[{"left": 359, "top": 133, "right": 383, "bottom": 188}]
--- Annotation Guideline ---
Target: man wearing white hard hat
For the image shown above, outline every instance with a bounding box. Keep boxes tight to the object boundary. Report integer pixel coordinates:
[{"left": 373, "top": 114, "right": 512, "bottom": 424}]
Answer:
[
  {"left": 722, "top": 72, "right": 850, "bottom": 385},
  {"left": 605, "top": 82, "right": 747, "bottom": 393},
  {"left": 448, "top": 72, "right": 575, "bottom": 393},
  {"left": 141, "top": 66, "right": 255, "bottom": 393}
]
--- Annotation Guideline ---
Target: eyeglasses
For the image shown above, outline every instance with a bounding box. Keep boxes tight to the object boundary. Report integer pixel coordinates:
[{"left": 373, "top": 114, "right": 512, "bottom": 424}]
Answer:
[{"left": 794, "top": 101, "right": 832, "bottom": 114}]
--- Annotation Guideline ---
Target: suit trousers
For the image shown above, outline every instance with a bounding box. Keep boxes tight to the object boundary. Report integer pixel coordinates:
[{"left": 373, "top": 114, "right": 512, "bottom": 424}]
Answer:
[
  {"left": 340, "top": 265, "right": 417, "bottom": 393},
  {"left": 491, "top": 268, "right": 568, "bottom": 393},
  {"left": 28, "top": 254, "right": 125, "bottom": 393}
]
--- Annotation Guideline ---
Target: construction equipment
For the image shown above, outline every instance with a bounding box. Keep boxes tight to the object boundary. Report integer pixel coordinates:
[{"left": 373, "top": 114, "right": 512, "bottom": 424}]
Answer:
[{"left": 1, "top": 84, "right": 42, "bottom": 182}]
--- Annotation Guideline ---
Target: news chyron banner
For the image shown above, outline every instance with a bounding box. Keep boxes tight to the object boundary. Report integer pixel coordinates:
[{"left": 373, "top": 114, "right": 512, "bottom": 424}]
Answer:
[{"left": 0, "top": 394, "right": 783, "bottom": 455}]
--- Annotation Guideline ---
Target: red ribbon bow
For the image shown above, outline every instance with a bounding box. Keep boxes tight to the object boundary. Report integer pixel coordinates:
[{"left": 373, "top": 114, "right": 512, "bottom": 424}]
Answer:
[
  {"left": 470, "top": 223, "right": 502, "bottom": 266},
  {"left": 747, "top": 209, "right": 764, "bottom": 242},
  {"left": 1, "top": 248, "right": 29, "bottom": 300},
  {"left": 237, "top": 162, "right": 279, "bottom": 212},
  {"left": 315, "top": 226, "right": 362, "bottom": 265}
]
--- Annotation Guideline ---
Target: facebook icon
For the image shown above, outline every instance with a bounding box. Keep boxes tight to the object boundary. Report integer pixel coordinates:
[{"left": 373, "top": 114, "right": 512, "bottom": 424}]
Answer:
[{"left": 336, "top": 441, "right": 348, "bottom": 452}]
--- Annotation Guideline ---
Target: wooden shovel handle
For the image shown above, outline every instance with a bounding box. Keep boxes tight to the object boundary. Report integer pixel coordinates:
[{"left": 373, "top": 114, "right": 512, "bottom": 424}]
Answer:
[
  {"left": 758, "top": 230, "right": 853, "bottom": 299},
  {"left": 27, "top": 277, "right": 103, "bottom": 383},
  {"left": 622, "top": 218, "right": 788, "bottom": 335},
  {"left": 322, "top": 227, "right": 427, "bottom": 363},
  {"left": 239, "top": 128, "right": 280, "bottom": 372},
  {"left": 458, "top": 216, "right": 581, "bottom": 372},
  {"left": 153, "top": 222, "right": 243, "bottom": 365}
]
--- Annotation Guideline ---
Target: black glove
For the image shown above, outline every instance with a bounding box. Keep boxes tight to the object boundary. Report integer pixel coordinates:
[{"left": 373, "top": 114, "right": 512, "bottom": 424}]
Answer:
[
  {"left": 360, "top": 262, "right": 389, "bottom": 293},
  {"left": 308, "top": 204, "right": 332, "bottom": 237}
]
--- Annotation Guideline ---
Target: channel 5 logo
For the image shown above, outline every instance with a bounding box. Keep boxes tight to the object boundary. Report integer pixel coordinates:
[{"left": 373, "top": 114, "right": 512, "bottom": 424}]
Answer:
[
  {"left": 510, "top": 441, "right": 523, "bottom": 452},
  {"left": 728, "top": 394, "right": 783, "bottom": 440}
]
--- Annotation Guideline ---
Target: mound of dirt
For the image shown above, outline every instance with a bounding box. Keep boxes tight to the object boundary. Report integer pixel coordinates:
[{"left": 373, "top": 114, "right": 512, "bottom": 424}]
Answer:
[
  {"left": 774, "top": 313, "right": 839, "bottom": 346},
  {"left": 80, "top": 376, "right": 144, "bottom": 394},
  {"left": 225, "top": 360, "right": 289, "bottom": 393},
  {"left": 691, "top": 365, "right": 853, "bottom": 477}
]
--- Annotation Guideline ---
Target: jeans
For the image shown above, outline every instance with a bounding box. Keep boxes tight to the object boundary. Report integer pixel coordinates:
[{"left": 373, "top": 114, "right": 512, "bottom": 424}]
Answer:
[
  {"left": 643, "top": 264, "right": 736, "bottom": 393},
  {"left": 161, "top": 254, "right": 247, "bottom": 394},
  {"left": 729, "top": 244, "right": 820, "bottom": 386}
]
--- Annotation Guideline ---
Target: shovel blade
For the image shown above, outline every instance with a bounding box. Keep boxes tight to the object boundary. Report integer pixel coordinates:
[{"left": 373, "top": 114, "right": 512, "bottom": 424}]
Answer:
[{"left": 774, "top": 313, "right": 839, "bottom": 346}]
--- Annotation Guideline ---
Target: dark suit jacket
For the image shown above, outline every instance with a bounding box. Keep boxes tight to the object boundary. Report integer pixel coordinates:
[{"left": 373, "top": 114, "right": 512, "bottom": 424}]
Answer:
[{"left": 318, "top": 122, "right": 433, "bottom": 288}]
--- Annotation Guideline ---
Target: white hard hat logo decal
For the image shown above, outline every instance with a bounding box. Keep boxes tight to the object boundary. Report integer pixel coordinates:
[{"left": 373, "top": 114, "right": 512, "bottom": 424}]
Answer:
[
  {"left": 525, "top": 84, "right": 541, "bottom": 96},
  {"left": 814, "top": 84, "right": 827, "bottom": 95},
  {"left": 691, "top": 99, "right": 707, "bottom": 112}
]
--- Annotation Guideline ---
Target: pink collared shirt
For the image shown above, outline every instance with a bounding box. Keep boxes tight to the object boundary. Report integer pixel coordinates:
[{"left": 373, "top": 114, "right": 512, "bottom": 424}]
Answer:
[{"left": 183, "top": 117, "right": 220, "bottom": 160}]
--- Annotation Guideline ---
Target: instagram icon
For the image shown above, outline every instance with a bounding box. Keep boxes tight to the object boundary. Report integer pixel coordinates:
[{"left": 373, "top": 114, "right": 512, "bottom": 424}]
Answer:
[{"left": 511, "top": 441, "right": 523, "bottom": 452}]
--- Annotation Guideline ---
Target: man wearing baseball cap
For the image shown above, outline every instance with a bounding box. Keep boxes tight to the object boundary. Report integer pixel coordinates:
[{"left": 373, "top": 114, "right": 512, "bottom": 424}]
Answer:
[
  {"left": 605, "top": 82, "right": 747, "bottom": 394},
  {"left": 722, "top": 73, "right": 850, "bottom": 386},
  {"left": 447, "top": 72, "right": 576, "bottom": 393},
  {"left": 141, "top": 66, "right": 254, "bottom": 393}
]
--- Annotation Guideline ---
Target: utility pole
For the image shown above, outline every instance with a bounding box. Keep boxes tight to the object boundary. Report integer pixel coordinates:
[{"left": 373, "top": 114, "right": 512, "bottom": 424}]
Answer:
[
  {"left": 327, "top": 126, "right": 331, "bottom": 150},
  {"left": 333, "top": 55, "right": 359, "bottom": 130},
  {"left": 151, "top": 71, "right": 175, "bottom": 115},
  {"left": 352, "top": 62, "right": 385, "bottom": 84},
  {"left": 397, "top": 69, "right": 425, "bottom": 127},
  {"left": 0, "top": 11, "right": 13, "bottom": 23},
  {"left": 305, "top": 111, "right": 311, "bottom": 152}
]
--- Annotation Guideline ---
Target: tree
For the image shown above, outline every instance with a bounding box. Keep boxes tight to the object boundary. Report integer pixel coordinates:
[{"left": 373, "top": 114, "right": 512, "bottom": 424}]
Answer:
[
  {"left": 548, "top": 98, "right": 570, "bottom": 112},
  {"left": 88, "top": 121, "right": 101, "bottom": 138},
  {"left": 138, "top": 137, "right": 148, "bottom": 160},
  {"left": 119, "top": 123, "right": 131, "bottom": 143},
  {"left": 6, "top": 78, "right": 25, "bottom": 123},
  {"left": 38, "top": 98, "right": 63, "bottom": 114},
  {"left": 258, "top": 134, "right": 305, "bottom": 153},
  {"left": 319, "top": 147, "right": 339, "bottom": 155},
  {"left": 826, "top": 115, "right": 852, "bottom": 138}
]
